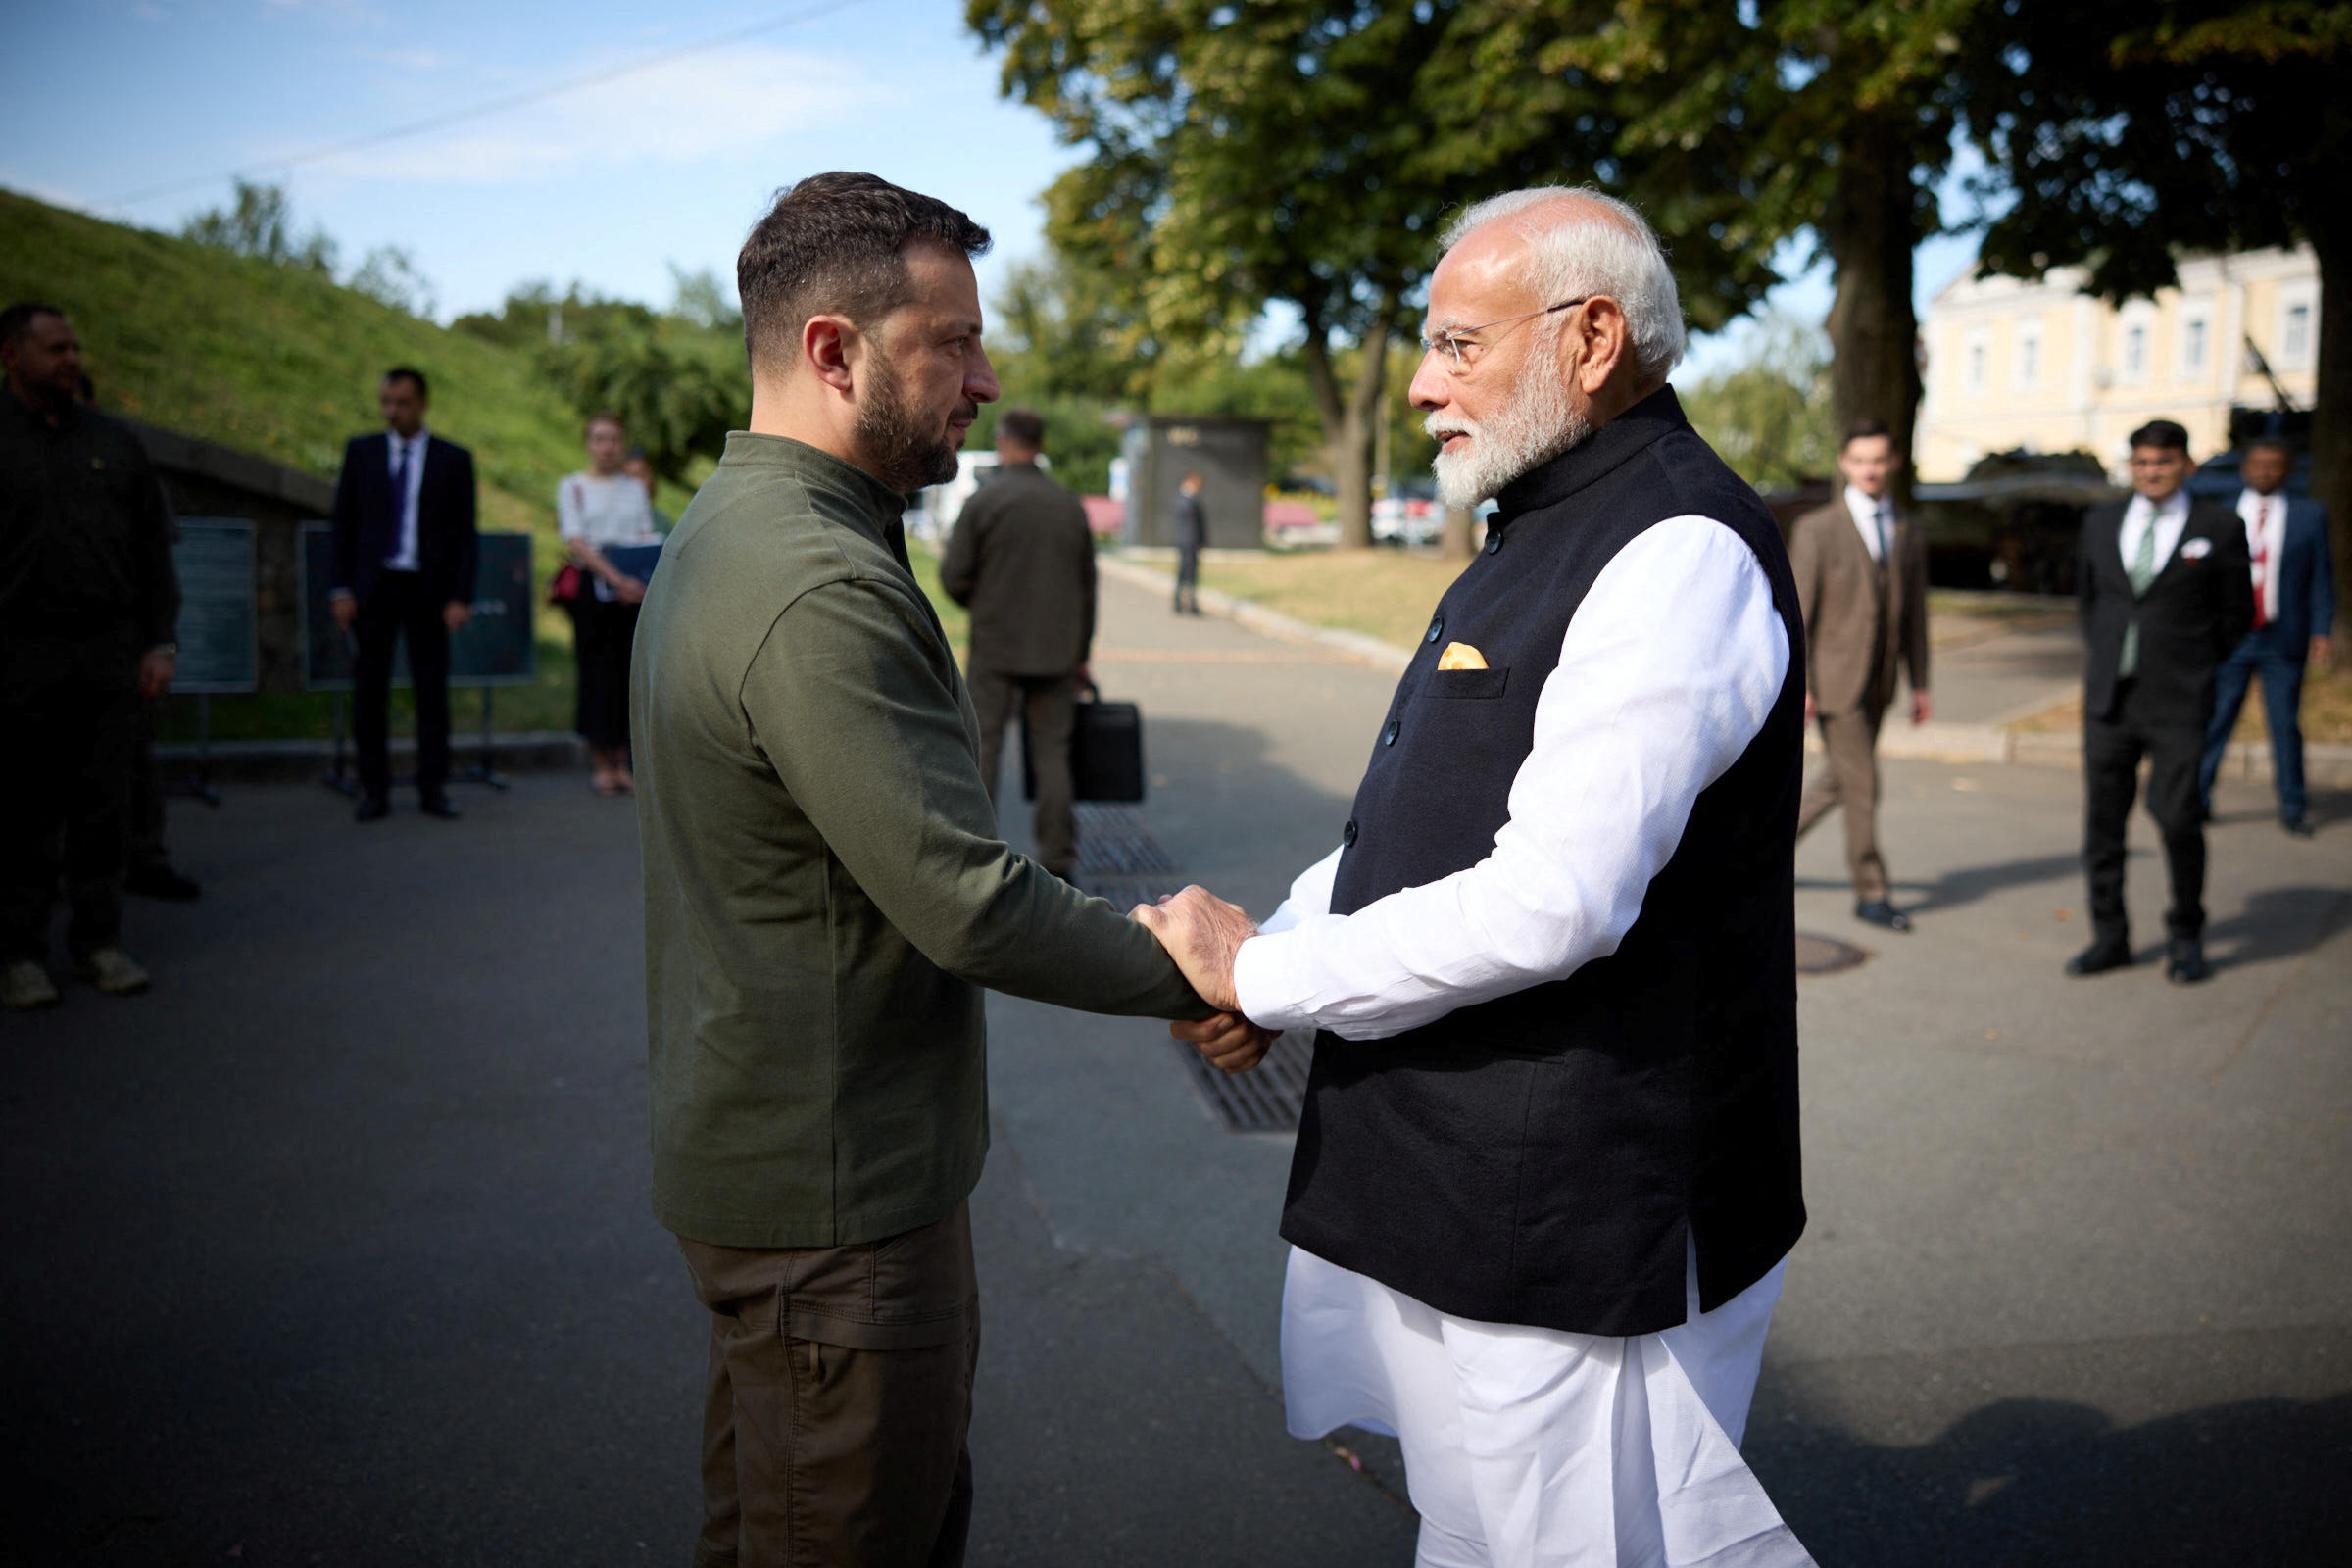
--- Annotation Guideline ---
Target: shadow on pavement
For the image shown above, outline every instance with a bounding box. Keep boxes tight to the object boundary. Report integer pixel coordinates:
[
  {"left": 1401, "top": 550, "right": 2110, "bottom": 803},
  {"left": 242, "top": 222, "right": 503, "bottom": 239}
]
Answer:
[
  {"left": 1748, "top": 1388, "right": 2351, "bottom": 1566},
  {"left": 2204, "top": 884, "right": 2351, "bottom": 970},
  {"left": 1871, "top": 851, "right": 2084, "bottom": 916}
]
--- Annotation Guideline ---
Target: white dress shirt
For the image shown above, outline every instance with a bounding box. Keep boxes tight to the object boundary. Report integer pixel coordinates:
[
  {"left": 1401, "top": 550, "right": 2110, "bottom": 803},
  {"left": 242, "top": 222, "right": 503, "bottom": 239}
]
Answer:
[
  {"left": 382, "top": 426, "right": 430, "bottom": 572},
  {"left": 2237, "top": 486, "right": 2286, "bottom": 623},
  {"left": 1233, "top": 514, "right": 1790, "bottom": 1039},
  {"left": 1842, "top": 482, "right": 1891, "bottom": 563},
  {"left": 2118, "top": 488, "right": 2190, "bottom": 585},
  {"left": 558, "top": 470, "right": 658, "bottom": 602}
]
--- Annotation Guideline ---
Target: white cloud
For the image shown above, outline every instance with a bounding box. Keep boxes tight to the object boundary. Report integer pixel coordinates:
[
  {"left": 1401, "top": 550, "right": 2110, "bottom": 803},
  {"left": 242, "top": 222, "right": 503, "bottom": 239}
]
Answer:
[{"left": 305, "top": 46, "right": 899, "bottom": 186}]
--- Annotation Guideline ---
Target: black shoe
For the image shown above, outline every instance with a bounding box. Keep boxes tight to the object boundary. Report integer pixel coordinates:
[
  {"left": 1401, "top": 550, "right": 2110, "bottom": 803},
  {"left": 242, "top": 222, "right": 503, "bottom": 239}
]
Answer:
[
  {"left": 124, "top": 863, "right": 202, "bottom": 902},
  {"left": 2065, "top": 940, "right": 2134, "bottom": 977},
  {"left": 354, "top": 795, "right": 390, "bottom": 822},
  {"left": 1854, "top": 901, "right": 1911, "bottom": 932},
  {"left": 418, "top": 792, "right": 462, "bottom": 820},
  {"left": 2283, "top": 816, "right": 2316, "bottom": 838},
  {"left": 2165, "top": 938, "right": 2212, "bottom": 984}
]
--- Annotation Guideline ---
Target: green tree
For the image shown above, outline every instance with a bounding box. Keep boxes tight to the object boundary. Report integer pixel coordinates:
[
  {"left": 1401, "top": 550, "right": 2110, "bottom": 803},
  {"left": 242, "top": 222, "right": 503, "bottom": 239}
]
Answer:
[
  {"left": 1531, "top": 0, "right": 1990, "bottom": 492},
  {"left": 1676, "top": 314, "right": 1838, "bottom": 493},
  {"left": 970, "top": 1, "right": 1790, "bottom": 546},
  {"left": 1970, "top": 0, "right": 2352, "bottom": 663},
  {"left": 181, "top": 179, "right": 339, "bottom": 274}
]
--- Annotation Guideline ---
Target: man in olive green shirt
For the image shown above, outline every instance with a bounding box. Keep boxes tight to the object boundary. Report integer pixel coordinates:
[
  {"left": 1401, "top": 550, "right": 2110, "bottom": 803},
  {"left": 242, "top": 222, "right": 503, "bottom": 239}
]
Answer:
[{"left": 633, "top": 174, "right": 1244, "bottom": 1568}]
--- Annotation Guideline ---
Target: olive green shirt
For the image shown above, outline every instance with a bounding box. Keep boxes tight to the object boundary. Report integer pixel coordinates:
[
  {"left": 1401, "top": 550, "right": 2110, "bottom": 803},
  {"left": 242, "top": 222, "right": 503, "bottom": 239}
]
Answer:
[{"left": 634, "top": 432, "right": 1206, "bottom": 1249}]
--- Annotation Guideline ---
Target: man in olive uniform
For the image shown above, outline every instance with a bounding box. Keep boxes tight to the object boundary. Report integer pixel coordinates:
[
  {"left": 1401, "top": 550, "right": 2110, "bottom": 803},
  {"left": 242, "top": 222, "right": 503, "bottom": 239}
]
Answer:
[
  {"left": 632, "top": 173, "right": 1242, "bottom": 1568},
  {"left": 1, "top": 303, "right": 180, "bottom": 1008},
  {"left": 941, "top": 406, "right": 1097, "bottom": 878}
]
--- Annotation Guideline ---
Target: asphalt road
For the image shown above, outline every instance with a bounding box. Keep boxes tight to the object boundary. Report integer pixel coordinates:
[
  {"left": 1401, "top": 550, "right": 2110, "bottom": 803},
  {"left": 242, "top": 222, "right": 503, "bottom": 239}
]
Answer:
[{"left": 6, "top": 569, "right": 2348, "bottom": 1565}]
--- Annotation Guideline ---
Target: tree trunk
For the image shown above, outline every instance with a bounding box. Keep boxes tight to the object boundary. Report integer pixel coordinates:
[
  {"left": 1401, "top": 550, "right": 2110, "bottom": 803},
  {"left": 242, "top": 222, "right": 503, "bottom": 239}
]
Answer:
[
  {"left": 2312, "top": 225, "right": 2352, "bottom": 671},
  {"left": 1822, "top": 110, "right": 1923, "bottom": 501},
  {"left": 1302, "top": 298, "right": 1398, "bottom": 551},
  {"left": 1439, "top": 505, "right": 1476, "bottom": 560}
]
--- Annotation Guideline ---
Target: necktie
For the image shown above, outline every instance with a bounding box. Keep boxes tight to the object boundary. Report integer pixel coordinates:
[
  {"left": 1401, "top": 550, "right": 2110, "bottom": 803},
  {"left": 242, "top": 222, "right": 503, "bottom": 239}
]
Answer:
[
  {"left": 387, "top": 438, "right": 408, "bottom": 559},
  {"left": 1877, "top": 505, "right": 1892, "bottom": 566},
  {"left": 2251, "top": 500, "right": 2270, "bottom": 630},
  {"left": 2120, "top": 507, "right": 2160, "bottom": 679}
]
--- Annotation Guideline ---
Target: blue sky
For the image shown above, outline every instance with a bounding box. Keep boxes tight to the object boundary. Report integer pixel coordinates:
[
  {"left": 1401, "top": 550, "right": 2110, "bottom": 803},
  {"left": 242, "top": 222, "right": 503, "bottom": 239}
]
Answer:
[{"left": 5, "top": 0, "right": 1981, "bottom": 378}]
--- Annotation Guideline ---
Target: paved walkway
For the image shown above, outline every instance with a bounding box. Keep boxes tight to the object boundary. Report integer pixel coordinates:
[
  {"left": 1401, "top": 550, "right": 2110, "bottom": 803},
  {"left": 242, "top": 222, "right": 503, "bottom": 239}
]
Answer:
[{"left": 6, "top": 568, "right": 2348, "bottom": 1564}]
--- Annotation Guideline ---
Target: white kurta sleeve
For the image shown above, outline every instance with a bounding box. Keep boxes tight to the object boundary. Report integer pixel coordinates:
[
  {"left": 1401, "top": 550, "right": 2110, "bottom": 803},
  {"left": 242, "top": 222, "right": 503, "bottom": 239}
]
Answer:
[
  {"left": 1254, "top": 846, "right": 1343, "bottom": 936},
  {"left": 1230, "top": 514, "right": 1790, "bottom": 1040}
]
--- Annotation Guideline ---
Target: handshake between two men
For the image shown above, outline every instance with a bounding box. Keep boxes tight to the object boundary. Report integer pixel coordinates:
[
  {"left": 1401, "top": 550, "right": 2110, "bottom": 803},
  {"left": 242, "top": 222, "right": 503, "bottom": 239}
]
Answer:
[{"left": 1133, "top": 887, "right": 1278, "bottom": 1075}]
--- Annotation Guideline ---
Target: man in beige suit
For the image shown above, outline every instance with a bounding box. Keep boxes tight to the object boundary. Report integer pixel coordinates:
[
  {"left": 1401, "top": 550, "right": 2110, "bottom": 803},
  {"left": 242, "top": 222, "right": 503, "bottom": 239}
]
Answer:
[{"left": 1789, "top": 418, "right": 1931, "bottom": 931}]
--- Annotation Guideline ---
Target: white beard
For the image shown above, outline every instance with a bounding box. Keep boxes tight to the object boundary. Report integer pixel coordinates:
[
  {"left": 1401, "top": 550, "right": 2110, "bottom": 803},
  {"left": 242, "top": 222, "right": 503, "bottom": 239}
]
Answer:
[{"left": 1428, "top": 352, "right": 1589, "bottom": 511}]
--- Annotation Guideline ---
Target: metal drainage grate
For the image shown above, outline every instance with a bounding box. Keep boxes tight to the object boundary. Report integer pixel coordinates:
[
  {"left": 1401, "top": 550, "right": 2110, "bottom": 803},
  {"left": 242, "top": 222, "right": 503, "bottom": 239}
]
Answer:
[
  {"left": 1073, "top": 822, "right": 1176, "bottom": 875},
  {"left": 1175, "top": 1028, "right": 1315, "bottom": 1133},
  {"left": 1795, "top": 933, "right": 1870, "bottom": 975}
]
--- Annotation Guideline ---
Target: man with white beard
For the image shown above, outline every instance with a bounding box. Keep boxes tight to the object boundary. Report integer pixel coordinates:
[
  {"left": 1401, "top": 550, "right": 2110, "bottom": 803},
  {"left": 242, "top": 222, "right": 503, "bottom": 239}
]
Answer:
[{"left": 1137, "top": 188, "right": 1817, "bottom": 1566}]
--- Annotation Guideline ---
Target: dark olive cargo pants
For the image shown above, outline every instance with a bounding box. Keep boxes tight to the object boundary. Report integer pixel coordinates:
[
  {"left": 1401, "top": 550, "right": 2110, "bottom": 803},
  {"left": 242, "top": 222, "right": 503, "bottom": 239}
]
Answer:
[{"left": 676, "top": 1202, "right": 981, "bottom": 1568}]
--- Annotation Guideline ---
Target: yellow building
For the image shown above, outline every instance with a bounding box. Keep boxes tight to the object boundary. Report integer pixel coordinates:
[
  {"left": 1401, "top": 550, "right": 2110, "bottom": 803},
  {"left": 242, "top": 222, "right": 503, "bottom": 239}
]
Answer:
[{"left": 1914, "top": 246, "right": 2320, "bottom": 482}]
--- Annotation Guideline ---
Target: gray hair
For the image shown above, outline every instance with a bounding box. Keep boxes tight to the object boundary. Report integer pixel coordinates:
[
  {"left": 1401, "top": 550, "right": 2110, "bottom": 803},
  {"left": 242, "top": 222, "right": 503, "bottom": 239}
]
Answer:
[{"left": 1439, "top": 187, "right": 1686, "bottom": 384}]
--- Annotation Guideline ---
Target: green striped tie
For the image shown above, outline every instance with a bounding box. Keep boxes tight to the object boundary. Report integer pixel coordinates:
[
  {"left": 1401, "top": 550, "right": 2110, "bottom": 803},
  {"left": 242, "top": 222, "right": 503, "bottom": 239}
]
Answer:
[{"left": 2119, "top": 511, "right": 2160, "bottom": 679}]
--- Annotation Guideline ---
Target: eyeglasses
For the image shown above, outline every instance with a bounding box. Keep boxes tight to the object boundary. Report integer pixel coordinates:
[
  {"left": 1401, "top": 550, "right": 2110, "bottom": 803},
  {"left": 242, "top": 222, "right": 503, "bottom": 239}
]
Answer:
[{"left": 1419, "top": 297, "right": 1592, "bottom": 373}]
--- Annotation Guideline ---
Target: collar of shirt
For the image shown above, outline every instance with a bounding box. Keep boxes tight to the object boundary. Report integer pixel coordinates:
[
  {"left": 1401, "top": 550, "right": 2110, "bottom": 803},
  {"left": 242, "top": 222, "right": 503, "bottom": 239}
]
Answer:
[
  {"left": 2236, "top": 486, "right": 2285, "bottom": 527},
  {"left": 1842, "top": 485, "right": 1889, "bottom": 560}
]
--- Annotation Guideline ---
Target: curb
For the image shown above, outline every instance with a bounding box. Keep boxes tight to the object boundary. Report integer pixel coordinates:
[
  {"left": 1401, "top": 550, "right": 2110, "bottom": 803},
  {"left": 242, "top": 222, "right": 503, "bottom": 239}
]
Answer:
[
  {"left": 1098, "top": 555, "right": 1410, "bottom": 673},
  {"left": 156, "top": 731, "right": 586, "bottom": 786},
  {"left": 1100, "top": 554, "right": 2352, "bottom": 786}
]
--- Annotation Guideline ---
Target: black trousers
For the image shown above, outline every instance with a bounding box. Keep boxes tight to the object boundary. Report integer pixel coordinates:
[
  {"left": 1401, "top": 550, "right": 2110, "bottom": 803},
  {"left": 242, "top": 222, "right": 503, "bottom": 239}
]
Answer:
[
  {"left": 0, "top": 633, "right": 138, "bottom": 963},
  {"left": 569, "top": 593, "right": 640, "bottom": 751},
  {"left": 1173, "top": 544, "right": 1200, "bottom": 612},
  {"left": 354, "top": 571, "right": 451, "bottom": 800},
  {"left": 968, "top": 669, "right": 1078, "bottom": 875},
  {"left": 2083, "top": 682, "right": 2207, "bottom": 948}
]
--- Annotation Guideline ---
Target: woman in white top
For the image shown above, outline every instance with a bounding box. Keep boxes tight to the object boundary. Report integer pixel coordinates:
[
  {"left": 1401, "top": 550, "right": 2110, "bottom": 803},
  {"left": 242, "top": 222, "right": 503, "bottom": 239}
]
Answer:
[{"left": 558, "top": 412, "right": 658, "bottom": 795}]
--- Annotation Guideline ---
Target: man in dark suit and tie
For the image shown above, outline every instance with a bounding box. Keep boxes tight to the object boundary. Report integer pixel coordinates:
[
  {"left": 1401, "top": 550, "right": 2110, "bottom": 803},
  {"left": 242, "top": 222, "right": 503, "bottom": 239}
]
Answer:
[
  {"left": 2071, "top": 419, "right": 2252, "bottom": 984},
  {"left": 1788, "top": 417, "right": 1932, "bottom": 931},
  {"left": 329, "top": 367, "right": 477, "bottom": 822},
  {"left": 2197, "top": 436, "right": 2336, "bottom": 836},
  {"left": 940, "top": 407, "right": 1096, "bottom": 879}
]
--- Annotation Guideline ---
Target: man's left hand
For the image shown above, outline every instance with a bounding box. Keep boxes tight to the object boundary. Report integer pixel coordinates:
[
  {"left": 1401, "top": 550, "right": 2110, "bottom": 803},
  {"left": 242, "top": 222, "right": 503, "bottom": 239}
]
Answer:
[
  {"left": 443, "top": 601, "right": 473, "bottom": 633},
  {"left": 2314, "top": 635, "right": 2334, "bottom": 670},
  {"left": 1912, "top": 690, "right": 1933, "bottom": 725},
  {"left": 138, "top": 649, "right": 175, "bottom": 699},
  {"left": 1132, "top": 884, "right": 1254, "bottom": 1013}
]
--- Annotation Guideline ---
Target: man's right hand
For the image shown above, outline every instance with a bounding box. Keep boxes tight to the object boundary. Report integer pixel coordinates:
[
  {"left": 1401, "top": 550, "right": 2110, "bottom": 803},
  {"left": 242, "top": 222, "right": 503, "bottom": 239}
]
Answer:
[
  {"left": 331, "top": 592, "right": 358, "bottom": 632},
  {"left": 1803, "top": 692, "right": 1816, "bottom": 722},
  {"left": 1173, "top": 1011, "right": 1276, "bottom": 1074},
  {"left": 617, "top": 576, "right": 648, "bottom": 606}
]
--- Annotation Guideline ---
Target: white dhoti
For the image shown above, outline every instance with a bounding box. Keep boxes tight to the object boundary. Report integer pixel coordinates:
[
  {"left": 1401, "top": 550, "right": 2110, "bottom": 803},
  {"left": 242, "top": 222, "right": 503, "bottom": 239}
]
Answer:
[{"left": 1281, "top": 1245, "right": 1814, "bottom": 1568}]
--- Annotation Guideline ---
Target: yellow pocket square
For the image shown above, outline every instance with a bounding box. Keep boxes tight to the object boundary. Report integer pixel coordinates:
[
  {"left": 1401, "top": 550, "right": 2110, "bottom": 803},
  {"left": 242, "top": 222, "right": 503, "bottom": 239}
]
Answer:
[{"left": 1437, "top": 642, "right": 1488, "bottom": 671}]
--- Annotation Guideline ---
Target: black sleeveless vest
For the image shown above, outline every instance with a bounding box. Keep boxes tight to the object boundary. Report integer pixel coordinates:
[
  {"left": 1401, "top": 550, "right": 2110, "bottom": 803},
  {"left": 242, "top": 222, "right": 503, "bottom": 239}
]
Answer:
[{"left": 1278, "top": 388, "right": 1807, "bottom": 1338}]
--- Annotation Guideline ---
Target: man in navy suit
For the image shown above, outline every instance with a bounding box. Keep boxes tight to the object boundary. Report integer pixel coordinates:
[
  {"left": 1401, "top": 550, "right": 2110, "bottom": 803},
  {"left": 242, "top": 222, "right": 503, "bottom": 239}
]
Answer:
[
  {"left": 2070, "top": 419, "right": 2252, "bottom": 985},
  {"left": 2198, "top": 437, "right": 2336, "bottom": 836},
  {"left": 329, "top": 368, "right": 477, "bottom": 822}
]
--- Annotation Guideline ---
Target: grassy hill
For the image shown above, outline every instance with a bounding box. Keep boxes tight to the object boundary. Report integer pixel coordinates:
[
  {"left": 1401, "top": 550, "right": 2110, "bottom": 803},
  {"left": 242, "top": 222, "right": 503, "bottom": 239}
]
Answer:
[
  {"left": 3, "top": 188, "right": 687, "bottom": 742},
  {"left": 1, "top": 186, "right": 591, "bottom": 538}
]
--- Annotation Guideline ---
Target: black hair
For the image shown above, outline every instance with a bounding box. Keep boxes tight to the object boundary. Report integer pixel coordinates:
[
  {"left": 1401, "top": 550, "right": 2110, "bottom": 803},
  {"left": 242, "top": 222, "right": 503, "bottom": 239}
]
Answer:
[
  {"left": 1840, "top": 417, "right": 1893, "bottom": 450},
  {"left": 998, "top": 407, "right": 1045, "bottom": 450},
  {"left": 737, "top": 172, "right": 991, "bottom": 370},
  {"left": 2128, "top": 418, "right": 2189, "bottom": 453},
  {"left": 383, "top": 366, "right": 430, "bottom": 400},
  {"left": 1, "top": 300, "right": 67, "bottom": 347}
]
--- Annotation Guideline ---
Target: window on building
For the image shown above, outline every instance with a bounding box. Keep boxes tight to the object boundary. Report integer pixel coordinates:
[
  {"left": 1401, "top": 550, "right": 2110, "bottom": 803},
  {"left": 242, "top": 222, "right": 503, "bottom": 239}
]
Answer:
[
  {"left": 2124, "top": 324, "right": 2146, "bottom": 381},
  {"left": 2182, "top": 317, "right": 2207, "bottom": 377},
  {"left": 1967, "top": 341, "right": 1986, "bottom": 394},
  {"left": 2017, "top": 333, "right": 2039, "bottom": 387},
  {"left": 2284, "top": 301, "right": 2313, "bottom": 367}
]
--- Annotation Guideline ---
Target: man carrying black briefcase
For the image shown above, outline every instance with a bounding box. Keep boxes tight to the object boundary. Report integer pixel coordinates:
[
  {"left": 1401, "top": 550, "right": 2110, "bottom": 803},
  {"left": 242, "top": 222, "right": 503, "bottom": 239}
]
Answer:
[{"left": 940, "top": 407, "right": 1096, "bottom": 878}]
